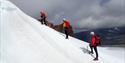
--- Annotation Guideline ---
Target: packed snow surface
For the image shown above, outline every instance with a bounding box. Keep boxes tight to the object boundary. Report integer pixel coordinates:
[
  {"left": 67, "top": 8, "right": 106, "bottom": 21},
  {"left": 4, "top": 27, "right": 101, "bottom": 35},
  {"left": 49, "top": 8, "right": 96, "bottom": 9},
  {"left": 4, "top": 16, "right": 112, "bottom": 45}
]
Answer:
[{"left": 0, "top": 0, "right": 125, "bottom": 63}]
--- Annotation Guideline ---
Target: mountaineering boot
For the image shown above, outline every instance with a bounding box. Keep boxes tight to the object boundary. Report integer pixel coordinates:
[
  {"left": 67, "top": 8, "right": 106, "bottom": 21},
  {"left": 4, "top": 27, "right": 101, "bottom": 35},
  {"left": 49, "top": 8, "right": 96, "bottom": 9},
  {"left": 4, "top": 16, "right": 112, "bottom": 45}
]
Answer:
[
  {"left": 93, "top": 57, "right": 98, "bottom": 61},
  {"left": 89, "top": 51, "right": 93, "bottom": 54}
]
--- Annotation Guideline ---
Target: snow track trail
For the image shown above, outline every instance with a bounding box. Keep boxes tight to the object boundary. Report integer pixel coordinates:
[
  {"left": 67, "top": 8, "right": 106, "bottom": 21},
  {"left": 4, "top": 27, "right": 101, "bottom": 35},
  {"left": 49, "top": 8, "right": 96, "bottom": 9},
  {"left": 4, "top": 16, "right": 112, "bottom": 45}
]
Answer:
[{"left": 0, "top": 0, "right": 124, "bottom": 63}]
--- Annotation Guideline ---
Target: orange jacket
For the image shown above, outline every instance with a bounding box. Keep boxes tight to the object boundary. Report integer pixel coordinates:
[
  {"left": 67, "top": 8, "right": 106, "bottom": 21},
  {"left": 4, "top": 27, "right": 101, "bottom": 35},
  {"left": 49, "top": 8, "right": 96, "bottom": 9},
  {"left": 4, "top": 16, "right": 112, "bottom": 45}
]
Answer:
[{"left": 63, "top": 21, "right": 70, "bottom": 28}]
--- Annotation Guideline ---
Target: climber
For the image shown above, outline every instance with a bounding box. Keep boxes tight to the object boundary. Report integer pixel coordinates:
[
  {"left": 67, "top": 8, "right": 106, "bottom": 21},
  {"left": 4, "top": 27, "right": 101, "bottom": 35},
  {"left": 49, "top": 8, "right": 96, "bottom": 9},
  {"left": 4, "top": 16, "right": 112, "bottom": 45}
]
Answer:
[
  {"left": 40, "top": 11, "right": 47, "bottom": 25},
  {"left": 63, "top": 18, "right": 71, "bottom": 39}
]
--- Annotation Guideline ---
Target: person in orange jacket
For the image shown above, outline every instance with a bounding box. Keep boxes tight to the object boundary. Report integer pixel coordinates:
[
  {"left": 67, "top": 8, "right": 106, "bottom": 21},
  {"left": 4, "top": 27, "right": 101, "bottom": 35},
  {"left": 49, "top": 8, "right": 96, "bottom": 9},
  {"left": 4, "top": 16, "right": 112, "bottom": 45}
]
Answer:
[
  {"left": 40, "top": 11, "right": 47, "bottom": 25},
  {"left": 63, "top": 18, "right": 71, "bottom": 39},
  {"left": 89, "top": 32, "right": 99, "bottom": 61}
]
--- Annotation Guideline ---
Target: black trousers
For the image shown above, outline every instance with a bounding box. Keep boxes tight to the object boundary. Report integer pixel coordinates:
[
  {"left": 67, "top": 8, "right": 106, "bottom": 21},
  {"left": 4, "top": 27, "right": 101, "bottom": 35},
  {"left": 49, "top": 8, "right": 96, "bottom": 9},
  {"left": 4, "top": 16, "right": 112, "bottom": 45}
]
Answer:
[
  {"left": 41, "top": 16, "right": 47, "bottom": 25},
  {"left": 64, "top": 27, "right": 69, "bottom": 39},
  {"left": 90, "top": 45, "right": 98, "bottom": 59}
]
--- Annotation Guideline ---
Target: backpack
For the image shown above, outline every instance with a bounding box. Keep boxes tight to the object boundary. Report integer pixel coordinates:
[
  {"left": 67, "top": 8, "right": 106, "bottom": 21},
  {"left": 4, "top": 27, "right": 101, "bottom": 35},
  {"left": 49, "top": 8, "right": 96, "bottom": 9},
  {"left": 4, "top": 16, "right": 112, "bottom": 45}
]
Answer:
[{"left": 95, "top": 35, "right": 101, "bottom": 45}]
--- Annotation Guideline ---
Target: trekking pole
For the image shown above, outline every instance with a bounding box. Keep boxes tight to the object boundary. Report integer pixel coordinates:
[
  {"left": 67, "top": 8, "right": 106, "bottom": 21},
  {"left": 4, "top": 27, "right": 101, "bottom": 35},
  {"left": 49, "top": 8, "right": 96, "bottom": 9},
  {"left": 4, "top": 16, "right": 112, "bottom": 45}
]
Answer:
[{"left": 87, "top": 45, "right": 88, "bottom": 50}]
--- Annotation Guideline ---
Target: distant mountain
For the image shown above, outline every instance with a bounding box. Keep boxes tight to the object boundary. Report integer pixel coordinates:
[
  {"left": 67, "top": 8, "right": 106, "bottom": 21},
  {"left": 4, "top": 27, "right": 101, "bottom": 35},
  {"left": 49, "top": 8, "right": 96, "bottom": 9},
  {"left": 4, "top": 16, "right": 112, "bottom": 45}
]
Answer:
[{"left": 74, "top": 26, "right": 125, "bottom": 45}]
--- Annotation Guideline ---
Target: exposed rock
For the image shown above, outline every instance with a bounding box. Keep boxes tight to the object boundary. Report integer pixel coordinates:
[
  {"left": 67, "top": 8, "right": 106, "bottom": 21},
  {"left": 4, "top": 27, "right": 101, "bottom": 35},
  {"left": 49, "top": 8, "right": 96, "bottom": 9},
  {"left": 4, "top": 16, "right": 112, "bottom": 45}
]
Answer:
[
  {"left": 53, "top": 23, "right": 74, "bottom": 37},
  {"left": 38, "top": 19, "right": 74, "bottom": 37},
  {"left": 46, "top": 21, "right": 54, "bottom": 28}
]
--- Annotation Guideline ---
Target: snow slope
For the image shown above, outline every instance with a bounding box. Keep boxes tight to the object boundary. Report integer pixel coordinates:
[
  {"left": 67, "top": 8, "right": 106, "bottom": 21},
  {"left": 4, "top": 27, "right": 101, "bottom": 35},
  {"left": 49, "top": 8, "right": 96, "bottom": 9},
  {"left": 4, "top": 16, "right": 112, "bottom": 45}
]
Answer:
[{"left": 0, "top": 0, "right": 125, "bottom": 63}]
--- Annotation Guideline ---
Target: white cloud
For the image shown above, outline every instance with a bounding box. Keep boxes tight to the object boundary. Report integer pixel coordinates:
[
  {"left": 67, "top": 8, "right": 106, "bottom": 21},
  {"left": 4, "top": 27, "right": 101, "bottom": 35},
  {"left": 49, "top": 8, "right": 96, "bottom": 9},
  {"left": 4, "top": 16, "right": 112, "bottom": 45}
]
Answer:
[
  {"left": 9, "top": 0, "right": 125, "bottom": 30},
  {"left": 76, "top": 0, "right": 125, "bottom": 29}
]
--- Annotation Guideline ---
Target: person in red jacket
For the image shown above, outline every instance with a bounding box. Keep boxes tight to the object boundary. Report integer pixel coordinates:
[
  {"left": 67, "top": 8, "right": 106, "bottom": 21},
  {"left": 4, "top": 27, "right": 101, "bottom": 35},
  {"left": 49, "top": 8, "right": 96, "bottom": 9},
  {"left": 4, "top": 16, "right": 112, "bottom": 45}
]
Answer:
[
  {"left": 89, "top": 32, "right": 99, "bottom": 61},
  {"left": 40, "top": 11, "right": 47, "bottom": 25},
  {"left": 63, "top": 18, "right": 71, "bottom": 39}
]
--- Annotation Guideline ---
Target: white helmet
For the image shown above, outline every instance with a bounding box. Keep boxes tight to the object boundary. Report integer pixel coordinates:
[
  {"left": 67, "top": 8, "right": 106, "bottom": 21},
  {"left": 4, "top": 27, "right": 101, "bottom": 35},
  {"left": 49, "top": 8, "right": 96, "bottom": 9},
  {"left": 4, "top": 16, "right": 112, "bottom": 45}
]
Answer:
[
  {"left": 90, "top": 32, "right": 95, "bottom": 35},
  {"left": 63, "top": 18, "right": 66, "bottom": 21}
]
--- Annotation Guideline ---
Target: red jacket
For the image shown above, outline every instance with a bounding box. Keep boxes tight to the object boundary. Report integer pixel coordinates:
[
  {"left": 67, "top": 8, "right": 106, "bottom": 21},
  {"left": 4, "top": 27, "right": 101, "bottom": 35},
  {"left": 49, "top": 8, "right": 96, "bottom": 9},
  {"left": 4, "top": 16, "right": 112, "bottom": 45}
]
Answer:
[
  {"left": 40, "top": 12, "right": 46, "bottom": 17},
  {"left": 90, "top": 35, "right": 96, "bottom": 47}
]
